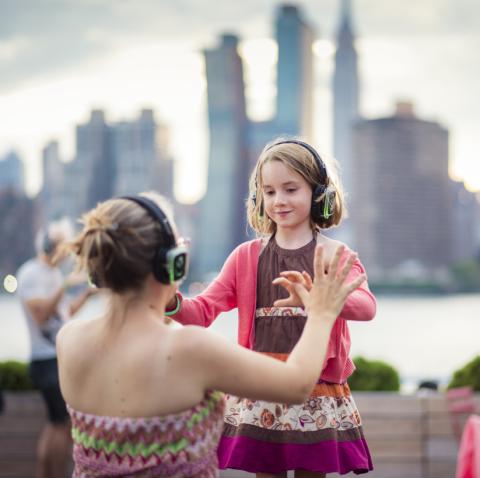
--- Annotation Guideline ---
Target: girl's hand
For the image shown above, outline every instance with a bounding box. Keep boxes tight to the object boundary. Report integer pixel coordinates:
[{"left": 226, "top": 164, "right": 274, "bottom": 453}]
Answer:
[
  {"left": 272, "top": 271, "right": 313, "bottom": 307},
  {"left": 276, "top": 245, "right": 365, "bottom": 321}
]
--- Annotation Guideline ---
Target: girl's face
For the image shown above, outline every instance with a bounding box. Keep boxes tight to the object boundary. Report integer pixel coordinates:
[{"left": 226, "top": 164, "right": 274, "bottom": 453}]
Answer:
[{"left": 261, "top": 160, "right": 312, "bottom": 231}]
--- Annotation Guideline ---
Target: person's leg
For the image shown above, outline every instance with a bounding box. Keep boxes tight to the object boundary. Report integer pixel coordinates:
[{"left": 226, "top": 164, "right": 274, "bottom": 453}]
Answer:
[
  {"left": 48, "top": 422, "right": 72, "bottom": 478},
  {"left": 35, "top": 422, "right": 71, "bottom": 478},
  {"left": 32, "top": 359, "right": 72, "bottom": 478},
  {"left": 257, "top": 473, "right": 288, "bottom": 478},
  {"left": 295, "top": 471, "right": 326, "bottom": 478},
  {"left": 35, "top": 424, "right": 53, "bottom": 478}
]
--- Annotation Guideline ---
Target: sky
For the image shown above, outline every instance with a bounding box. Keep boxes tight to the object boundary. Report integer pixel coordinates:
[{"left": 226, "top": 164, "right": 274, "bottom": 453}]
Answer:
[{"left": 0, "top": 0, "right": 479, "bottom": 203}]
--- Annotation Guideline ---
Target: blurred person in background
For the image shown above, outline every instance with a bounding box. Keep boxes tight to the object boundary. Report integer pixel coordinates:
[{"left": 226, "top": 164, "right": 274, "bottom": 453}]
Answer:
[{"left": 16, "top": 220, "right": 97, "bottom": 478}]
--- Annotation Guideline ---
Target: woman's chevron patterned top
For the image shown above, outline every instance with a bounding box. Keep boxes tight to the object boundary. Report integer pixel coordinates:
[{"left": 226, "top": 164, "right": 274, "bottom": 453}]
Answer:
[{"left": 67, "top": 391, "right": 225, "bottom": 477}]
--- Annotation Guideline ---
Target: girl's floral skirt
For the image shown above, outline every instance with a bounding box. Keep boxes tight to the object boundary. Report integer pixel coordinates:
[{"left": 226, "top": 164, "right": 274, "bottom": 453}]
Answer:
[{"left": 218, "top": 381, "right": 373, "bottom": 475}]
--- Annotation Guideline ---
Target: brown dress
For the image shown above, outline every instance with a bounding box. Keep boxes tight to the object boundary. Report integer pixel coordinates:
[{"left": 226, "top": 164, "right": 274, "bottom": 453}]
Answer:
[{"left": 219, "top": 235, "right": 373, "bottom": 474}]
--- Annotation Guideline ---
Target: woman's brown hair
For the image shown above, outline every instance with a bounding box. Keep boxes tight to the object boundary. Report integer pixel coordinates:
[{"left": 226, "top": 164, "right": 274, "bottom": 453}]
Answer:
[{"left": 65, "top": 193, "right": 174, "bottom": 293}]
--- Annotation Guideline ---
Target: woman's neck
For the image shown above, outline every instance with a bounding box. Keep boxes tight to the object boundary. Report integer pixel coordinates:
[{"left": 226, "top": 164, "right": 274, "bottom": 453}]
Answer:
[
  {"left": 105, "top": 286, "right": 170, "bottom": 329},
  {"left": 274, "top": 224, "right": 315, "bottom": 250}
]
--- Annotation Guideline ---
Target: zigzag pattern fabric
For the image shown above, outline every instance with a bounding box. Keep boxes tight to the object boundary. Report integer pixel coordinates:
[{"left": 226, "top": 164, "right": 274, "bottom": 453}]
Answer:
[{"left": 68, "top": 391, "right": 225, "bottom": 477}]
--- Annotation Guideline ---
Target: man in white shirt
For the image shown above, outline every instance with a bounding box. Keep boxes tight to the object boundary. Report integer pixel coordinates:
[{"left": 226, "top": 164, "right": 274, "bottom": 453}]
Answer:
[{"left": 16, "top": 222, "right": 96, "bottom": 478}]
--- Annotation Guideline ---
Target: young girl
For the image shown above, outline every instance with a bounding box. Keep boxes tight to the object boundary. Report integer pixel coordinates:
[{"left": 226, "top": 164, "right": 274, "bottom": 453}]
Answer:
[
  {"left": 55, "top": 192, "right": 364, "bottom": 477},
  {"left": 169, "top": 139, "right": 376, "bottom": 476}
]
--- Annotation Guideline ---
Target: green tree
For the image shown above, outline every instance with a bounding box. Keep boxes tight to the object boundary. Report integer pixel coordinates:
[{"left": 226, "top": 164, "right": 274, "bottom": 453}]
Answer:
[
  {"left": 349, "top": 356, "right": 400, "bottom": 391},
  {"left": 449, "top": 356, "right": 480, "bottom": 391}
]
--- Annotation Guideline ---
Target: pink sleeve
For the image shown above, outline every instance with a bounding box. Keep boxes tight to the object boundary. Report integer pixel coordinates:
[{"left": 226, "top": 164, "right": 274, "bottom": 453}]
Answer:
[
  {"left": 172, "top": 246, "right": 239, "bottom": 327},
  {"left": 340, "top": 258, "right": 376, "bottom": 322}
]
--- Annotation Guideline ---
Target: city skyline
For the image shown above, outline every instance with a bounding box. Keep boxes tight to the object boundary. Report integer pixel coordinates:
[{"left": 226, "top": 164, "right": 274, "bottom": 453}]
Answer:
[{"left": 1, "top": 0, "right": 479, "bottom": 202}]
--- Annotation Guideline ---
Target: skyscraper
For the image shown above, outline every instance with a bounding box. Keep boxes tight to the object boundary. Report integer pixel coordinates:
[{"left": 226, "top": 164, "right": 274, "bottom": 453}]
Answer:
[
  {"left": 41, "top": 141, "right": 65, "bottom": 222},
  {"left": 0, "top": 151, "right": 24, "bottom": 194},
  {"left": 275, "top": 5, "right": 314, "bottom": 140},
  {"left": 111, "top": 109, "right": 172, "bottom": 198},
  {"left": 332, "top": 0, "right": 359, "bottom": 244},
  {"left": 195, "top": 34, "right": 249, "bottom": 278},
  {"left": 66, "top": 110, "right": 113, "bottom": 220},
  {"left": 352, "top": 102, "right": 453, "bottom": 279}
]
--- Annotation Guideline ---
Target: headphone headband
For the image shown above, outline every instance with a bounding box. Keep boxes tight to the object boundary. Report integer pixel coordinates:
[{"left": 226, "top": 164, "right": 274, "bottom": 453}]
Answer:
[
  {"left": 122, "top": 195, "right": 176, "bottom": 248},
  {"left": 265, "top": 139, "right": 328, "bottom": 183}
]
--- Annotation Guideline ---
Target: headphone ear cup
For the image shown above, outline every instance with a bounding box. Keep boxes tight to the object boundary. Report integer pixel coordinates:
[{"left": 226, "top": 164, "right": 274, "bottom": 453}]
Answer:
[
  {"left": 153, "top": 248, "right": 170, "bottom": 284},
  {"left": 251, "top": 192, "right": 264, "bottom": 217},
  {"left": 311, "top": 185, "right": 336, "bottom": 222}
]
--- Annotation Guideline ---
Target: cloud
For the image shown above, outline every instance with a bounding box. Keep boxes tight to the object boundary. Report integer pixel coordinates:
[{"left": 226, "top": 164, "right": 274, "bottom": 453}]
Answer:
[{"left": 1, "top": 0, "right": 478, "bottom": 93}]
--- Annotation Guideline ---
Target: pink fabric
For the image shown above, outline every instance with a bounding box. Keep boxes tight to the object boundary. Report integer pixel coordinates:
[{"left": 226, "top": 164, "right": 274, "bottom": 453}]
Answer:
[
  {"left": 174, "top": 238, "right": 376, "bottom": 383},
  {"left": 218, "top": 435, "right": 373, "bottom": 474},
  {"left": 456, "top": 414, "right": 480, "bottom": 478}
]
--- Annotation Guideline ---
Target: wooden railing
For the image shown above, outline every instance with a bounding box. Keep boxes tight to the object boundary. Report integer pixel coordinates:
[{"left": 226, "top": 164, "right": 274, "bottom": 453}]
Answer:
[{"left": 1, "top": 391, "right": 477, "bottom": 478}]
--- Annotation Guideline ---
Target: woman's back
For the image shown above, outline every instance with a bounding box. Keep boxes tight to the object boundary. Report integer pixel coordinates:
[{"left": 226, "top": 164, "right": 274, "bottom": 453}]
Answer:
[
  {"left": 57, "top": 311, "right": 210, "bottom": 417},
  {"left": 58, "top": 311, "right": 225, "bottom": 477}
]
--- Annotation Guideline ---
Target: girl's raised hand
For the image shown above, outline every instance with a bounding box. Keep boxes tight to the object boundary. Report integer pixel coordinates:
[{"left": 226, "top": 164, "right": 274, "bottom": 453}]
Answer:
[{"left": 272, "top": 270, "right": 313, "bottom": 307}]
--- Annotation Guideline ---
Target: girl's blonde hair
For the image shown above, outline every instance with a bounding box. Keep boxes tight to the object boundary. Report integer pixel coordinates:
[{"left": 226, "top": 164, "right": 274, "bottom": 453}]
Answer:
[
  {"left": 64, "top": 192, "right": 175, "bottom": 293},
  {"left": 246, "top": 138, "right": 346, "bottom": 235}
]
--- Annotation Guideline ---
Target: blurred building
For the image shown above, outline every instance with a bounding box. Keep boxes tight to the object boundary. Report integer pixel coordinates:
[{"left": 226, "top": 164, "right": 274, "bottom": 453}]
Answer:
[
  {"left": 0, "top": 190, "right": 37, "bottom": 279},
  {"left": 63, "top": 110, "right": 113, "bottom": 220},
  {"left": 111, "top": 109, "right": 173, "bottom": 200},
  {"left": 51, "top": 109, "right": 174, "bottom": 224},
  {"left": 451, "top": 181, "right": 479, "bottom": 263},
  {"left": 194, "top": 34, "right": 250, "bottom": 278},
  {"left": 332, "top": 0, "right": 359, "bottom": 245},
  {"left": 0, "top": 151, "right": 24, "bottom": 194},
  {"left": 41, "top": 141, "right": 66, "bottom": 222},
  {"left": 352, "top": 101, "right": 453, "bottom": 280},
  {"left": 275, "top": 4, "right": 314, "bottom": 141}
]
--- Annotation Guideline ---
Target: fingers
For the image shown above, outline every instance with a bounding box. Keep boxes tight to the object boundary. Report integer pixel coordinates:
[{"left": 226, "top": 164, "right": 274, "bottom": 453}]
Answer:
[
  {"left": 272, "top": 277, "right": 293, "bottom": 294},
  {"left": 279, "top": 271, "right": 305, "bottom": 283},
  {"left": 313, "top": 245, "right": 325, "bottom": 280},
  {"left": 302, "top": 271, "right": 313, "bottom": 289},
  {"left": 273, "top": 298, "right": 291, "bottom": 307},
  {"left": 344, "top": 273, "right": 366, "bottom": 295},
  {"left": 336, "top": 251, "right": 358, "bottom": 284},
  {"left": 326, "top": 245, "right": 345, "bottom": 280},
  {"left": 291, "top": 282, "right": 309, "bottom": 306}
]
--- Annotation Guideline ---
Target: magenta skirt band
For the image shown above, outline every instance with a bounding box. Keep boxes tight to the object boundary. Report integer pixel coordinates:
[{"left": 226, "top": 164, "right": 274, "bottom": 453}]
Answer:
[{"left": 218, "top": 435, "right": 373, "bottom": 475}]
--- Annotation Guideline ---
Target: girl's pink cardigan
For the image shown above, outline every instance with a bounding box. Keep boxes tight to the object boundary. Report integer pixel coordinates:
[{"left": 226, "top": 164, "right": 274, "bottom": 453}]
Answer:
[{"left": 172, "top": 239, "right": 376, "bottom": 383}]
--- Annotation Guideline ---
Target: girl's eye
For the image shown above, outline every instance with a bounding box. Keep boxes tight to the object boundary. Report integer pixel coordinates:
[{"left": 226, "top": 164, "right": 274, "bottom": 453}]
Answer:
[
  {"left": 264, "top": 191, "right": 274, "bottom": 196},
  {"left": 287, "top": 188, "right": 297, "bottom": 193}
]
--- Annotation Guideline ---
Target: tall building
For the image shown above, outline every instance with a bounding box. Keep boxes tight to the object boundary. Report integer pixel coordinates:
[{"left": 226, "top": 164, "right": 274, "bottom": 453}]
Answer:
[
  {"left": 111, "top": 109, "right": 172, "bottom": 199},
  {"left": 0, "top": 190, "right": 36, "bottom": 278},
  {"left": 332, "top": 0, "right": 359, "bottom": 244},
  {"left": 0, "top": 151, "right": 24, "bottom": 193},
  {"left": 195, "top": 34, "right": 249, "bottom": 278},
  {"left": 41, "top": 141, "right": 65, "bottom": 222},
  {"left": 63, "top": 110, "right": 113, "bottom": 220},
  {"left": 275, "top": 4, "right": 314, "bottom": 140},
  {"left": 352, "top": 102, "right": 453, "bottom": 279},
  {"left": 451, "top": 181, "right": 479, "bottom": 264}
]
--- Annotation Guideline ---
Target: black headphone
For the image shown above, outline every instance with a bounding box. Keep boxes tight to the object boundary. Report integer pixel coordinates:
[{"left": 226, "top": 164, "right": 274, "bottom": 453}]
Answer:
[
  {"left": 42, "top": 231, "right": 56, "bottom": 256},
  {"left": 252, "top": 139, "right": 336, "bottom": 223},
  {"left": 121, "top": 196, "right": 189, "bottom": 285}
]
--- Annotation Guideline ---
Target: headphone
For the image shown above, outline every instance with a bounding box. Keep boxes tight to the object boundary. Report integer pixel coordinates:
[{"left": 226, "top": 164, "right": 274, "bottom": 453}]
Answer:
[
  {"left": 252, "top": 139, "right": 336, "bottom": 223},
  {"left": 122, "top": 196, "right": 189, "bottom": 285},
  {"left": 42, "top": 231, "right": 57, "bottom": 256},
  {"left": 90, "top": 196, "right": 189, "bottom": 287}
]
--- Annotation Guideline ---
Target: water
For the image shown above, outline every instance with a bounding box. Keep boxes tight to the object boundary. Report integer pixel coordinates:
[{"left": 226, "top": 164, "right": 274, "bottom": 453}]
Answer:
[{"left": 1, "top": 293, "right": 479, "bottom": 392}]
